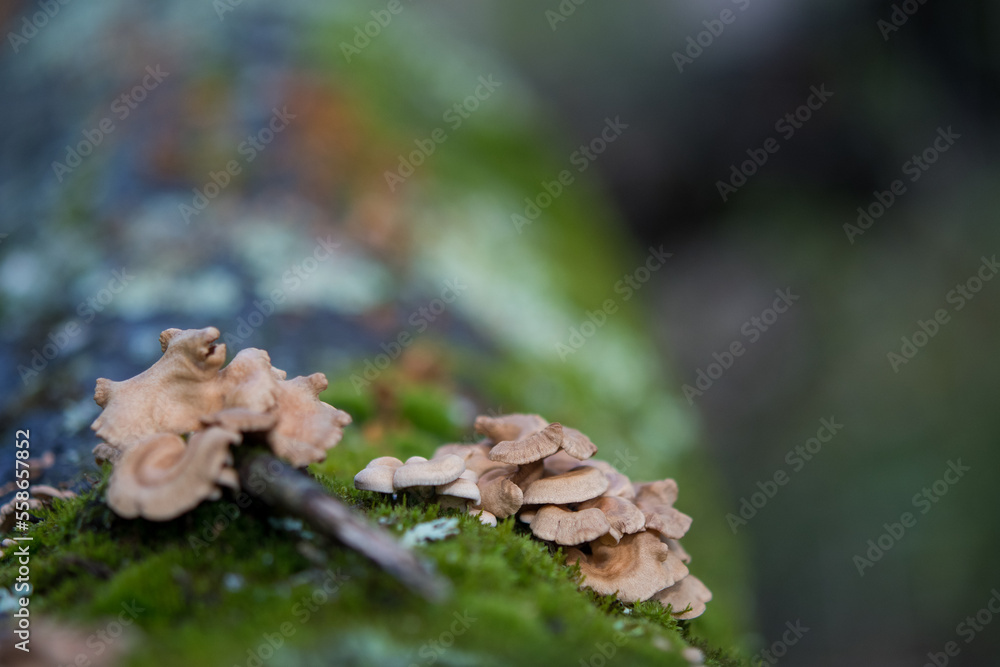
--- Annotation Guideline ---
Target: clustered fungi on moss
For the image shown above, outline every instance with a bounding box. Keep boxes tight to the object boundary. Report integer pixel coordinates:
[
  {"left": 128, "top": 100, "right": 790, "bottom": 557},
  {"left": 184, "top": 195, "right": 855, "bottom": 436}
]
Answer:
[
  {"left": 354, "top": 413, "right": 712, "bottom": 619},
  {"left": 90, "top": 327, "right": 351, "bottom": 520}
]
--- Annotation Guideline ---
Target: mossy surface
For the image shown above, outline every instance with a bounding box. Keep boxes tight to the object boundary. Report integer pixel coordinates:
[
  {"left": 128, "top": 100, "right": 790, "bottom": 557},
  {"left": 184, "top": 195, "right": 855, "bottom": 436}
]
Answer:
[{"left": 1, "top": 384, "right": 745, "bottom": 667}]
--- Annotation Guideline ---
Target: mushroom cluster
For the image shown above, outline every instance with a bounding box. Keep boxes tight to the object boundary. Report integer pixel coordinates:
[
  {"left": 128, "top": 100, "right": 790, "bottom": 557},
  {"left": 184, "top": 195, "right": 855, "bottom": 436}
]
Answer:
[
  {"left": 91, "top": 327, "right": 352, "bottom": 520},
  {"left": 354, "top": 413, "right": 712, "bottom": 619}
]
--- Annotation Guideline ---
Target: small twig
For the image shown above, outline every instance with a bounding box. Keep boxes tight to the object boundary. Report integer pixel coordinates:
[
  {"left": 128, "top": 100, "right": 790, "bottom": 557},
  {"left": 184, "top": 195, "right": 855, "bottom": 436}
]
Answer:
[{"left": 239, "top": 451, "right": 450, "bottom": 602}]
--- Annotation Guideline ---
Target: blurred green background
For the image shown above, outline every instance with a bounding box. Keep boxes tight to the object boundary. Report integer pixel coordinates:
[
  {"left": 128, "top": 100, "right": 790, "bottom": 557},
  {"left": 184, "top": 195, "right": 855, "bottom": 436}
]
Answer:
[{"left": 1, "top": 1, "right": 999, "bottom": 665}]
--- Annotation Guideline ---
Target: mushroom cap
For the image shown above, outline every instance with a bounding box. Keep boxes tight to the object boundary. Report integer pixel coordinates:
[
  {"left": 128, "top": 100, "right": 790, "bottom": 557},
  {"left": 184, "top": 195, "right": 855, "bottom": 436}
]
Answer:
[
  {"left": 474, "top": 413, "right": 548, "bottom": 443},
  {"left": 218, "top": 347, "right": 281, "bottom": 413},
  {"left": 477, "top": 469, "right": 524, "bottom": 518},
  {"left": 509, "top": 460, "right": 544, "bottom": 491},
  {"left": 393, "top": 454, "right": 465, "bottom": 489},
  {"left": 489, "top": 422, "right": 563, "bottom": 464},
  {"left": 91, "top": 327, "right": 229, "bottom": 451},
  {"left": 468, "top": 506, "right": 498, "bottom": 527},
  {"left": 634, "top": 479, "right": 693, "bottom": 539},
  {"left": 522, "top": 466, "right": 609, "bottom": 505},
  {"left": 465, "top": 449, "right": 512, "bottom": 477},
  {"left": 664, "top": 538, "right": 692, "bottom": 564},
  {"left": 543, "top": 449, "right": 585, "bottom": 476},
  {"left": 652, "top": 575, "right": 713, "bottom": 620},
  {"left": 601, "top": 469, "right": 636, "bottom": 500},
  {"left": 561, "top": 426, "right": 598, "bottom": 460},
  {"left": 578, "top": 495, "right": 646, "bottom": 537},
  {"left": 565, "top": 532, "right": 689, "bottom": 603},
  {"left": 436, "top": 470, "right": 481, "bottom": 503},
  {"left": 529, "top": 505, "right": 611, "bottom": 545},
  {"left": 434, "top": 442, "right": 490, "bottom": 461},
  {"left": 369, "top": 456, "right": 404, "bottom": 468},
  {"left": 354, "top": 465, "right": 397, "bottom": 493},
  {"left": 266, "top": 373, "right": 352, "bottom": 467},
  {"left": 202, "top": 407, "right": 278, "bottom": 433},
  {"left": 106, "top": 427, "right": 240, "bottom": 521},
  {"left": 518, "top": 506, "right": 538, "bottom": 523}
]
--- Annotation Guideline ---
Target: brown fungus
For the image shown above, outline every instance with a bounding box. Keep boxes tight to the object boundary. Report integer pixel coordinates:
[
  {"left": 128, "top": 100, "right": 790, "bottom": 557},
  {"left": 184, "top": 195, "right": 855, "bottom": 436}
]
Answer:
[{"left": 106, "top": 427, "right": 240, "bottom": 521}]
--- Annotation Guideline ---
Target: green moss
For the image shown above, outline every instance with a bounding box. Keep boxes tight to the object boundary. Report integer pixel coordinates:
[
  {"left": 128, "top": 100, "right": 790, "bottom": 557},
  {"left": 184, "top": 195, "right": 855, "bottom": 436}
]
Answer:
[{"left": 0, "top": 385, "right": 745, "bottom": 666}]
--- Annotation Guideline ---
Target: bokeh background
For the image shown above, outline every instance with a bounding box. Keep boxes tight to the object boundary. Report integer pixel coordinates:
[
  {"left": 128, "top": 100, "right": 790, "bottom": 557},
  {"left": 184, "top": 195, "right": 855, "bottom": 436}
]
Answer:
[{"left": 2, "top": 1, "right": 999, "bottom": 665}]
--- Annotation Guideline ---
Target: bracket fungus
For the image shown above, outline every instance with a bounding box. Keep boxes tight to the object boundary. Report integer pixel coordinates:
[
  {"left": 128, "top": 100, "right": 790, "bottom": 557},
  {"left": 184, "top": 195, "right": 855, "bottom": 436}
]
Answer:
[
  {"left": 652, "top": 574, "right": 714, "bottom": 620},
  {"left": 90, "top": 326, "right": 353, "bottom": 520},
  {"left": 565, "top": 532, "right": 689, "bottom": 604},
  {"left": 106, "top": 428, "right": 241, "bottom": 521},
  {"left": 92, "top": 327, "right": 229, "bottom": 454},
  {"left": 352, "top": 411, "right": 712, "bottom": 619}
]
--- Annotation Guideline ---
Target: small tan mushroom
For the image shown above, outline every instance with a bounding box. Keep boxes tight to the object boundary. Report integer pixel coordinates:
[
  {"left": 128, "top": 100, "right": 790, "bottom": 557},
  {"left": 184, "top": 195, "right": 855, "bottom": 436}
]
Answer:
[
  {"left": 265, "top": 373, "right": 352, "bottom": 467},
  {"left": 522, "top": 466, "right": 609, "bottom": 505},
  {"left": 91, "top": 327, "right": 228, "bottom": 452},
  {"left": 354, "top": 457, "right": 403, "bottom": 493},
  {"left": 652, "top": 575, "right": 713, "bottom": 620},
  {"left": 106, "top": 427, "right": 240, "bottom": 521},
  {"left": 393, "top": 454, "right": 465, "bottom": 489},
  {"left": 578, "top": 495, "right": 646, "bottom": 545},
  {"left": 474, "top": 413, "right": 548, "bottom": 443},
  {"left": 560, "top": 425, "right": 598, "bottom": 460},
  {"left": 634, "top": 480, "right": 693, "bottom": 539},
  {"left": 437, "top": 469, "right": 481, "bottom": 505},
  {"left": 465, "top": 445, "right": 511, "bottom": 477},
  {"left": 509, "top": 460, "right": 544, "bottom": 490},
  {"left": 543, "top": 449, "right": 585, "bottom": 476},
  {"left": 529, "top": 505, "right": 611, "bottom": 545},
  {"left": 468, "top": 506, "right": 498, "bottom": 526},
  {"left": 433, "top": 442, "right": 490, "bottom": 461},
  {"left": 518, "top": 506, "right": 538, "bottom": 523},
  {"left": 488, "top": 422, "right": 563, "bottom": 464},
  {"left": 664, "top": 538, "right": 692, "bottom": 563},
  {"left": 565, "top": 532, "right": 689, "bottom": 603},
  {"left": 477, "top": 467, "right": 524, "bottom": 518}
]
